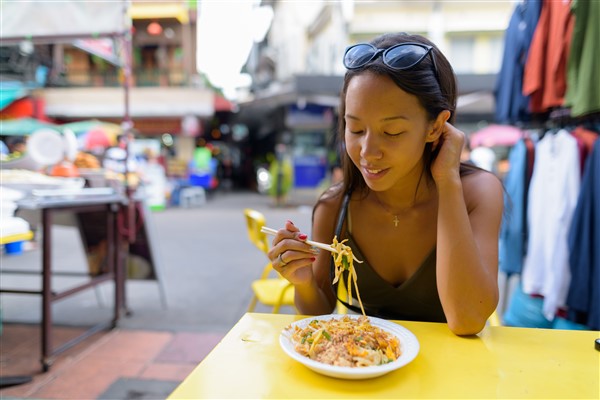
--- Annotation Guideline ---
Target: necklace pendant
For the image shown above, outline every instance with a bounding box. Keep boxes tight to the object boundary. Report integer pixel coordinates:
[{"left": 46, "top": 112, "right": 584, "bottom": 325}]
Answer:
[{"left": 393, "top": 215, "right": 399, "bottom": 227}]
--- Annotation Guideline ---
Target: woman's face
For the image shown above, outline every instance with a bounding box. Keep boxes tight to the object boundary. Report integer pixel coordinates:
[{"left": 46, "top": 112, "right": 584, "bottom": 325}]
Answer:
[{"left": 344, "top": 71, "right": 433, "bottom": 191}]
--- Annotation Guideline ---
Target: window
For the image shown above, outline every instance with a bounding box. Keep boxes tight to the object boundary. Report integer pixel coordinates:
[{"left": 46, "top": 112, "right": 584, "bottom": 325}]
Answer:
[{"left": 449, "top": 37, "right": 475, "bottom": 73}]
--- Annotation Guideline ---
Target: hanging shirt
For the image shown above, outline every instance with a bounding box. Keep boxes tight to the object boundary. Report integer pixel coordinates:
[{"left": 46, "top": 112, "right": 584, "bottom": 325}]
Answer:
[
  {"left": 494, "top": 0, "right": 542, "bottom": 124},
  {"left": 522, "top": 0, "right": 574, "bottom": 113},
  {"left": 567, "top": 137, "right": 600, "bottom": 330},
  {"left": 521, "top": 129, "right": 580, "bottom": 320},
  {"left": 499, "top": 139, "right": 528, "bottom": 275},
  {"left": 570, "top": 126, "right": 598, "bottom": 174},
  {"left": 564, "top": 0, "right": 600, "bottom": 117}
]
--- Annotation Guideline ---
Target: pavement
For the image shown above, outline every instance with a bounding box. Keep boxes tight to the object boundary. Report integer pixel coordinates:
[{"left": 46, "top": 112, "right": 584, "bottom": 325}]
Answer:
[
  {"left": 0, "top": 188, "right": 320, "bottom": 335},
  {"left": 0, "top": 188, "right": 323, "bottom": 399}
]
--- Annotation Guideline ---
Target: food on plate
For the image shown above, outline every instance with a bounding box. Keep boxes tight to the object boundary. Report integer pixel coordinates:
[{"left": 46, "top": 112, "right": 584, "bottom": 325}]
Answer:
[
  {"left": 287, "top": 315, "right": 401, "bottom": 367},
  {"left": 74, "top": 151, "right": 101, "bottom": 169},
  {"left": 331, "top": 236, "right": 365, "bottom": 315}
]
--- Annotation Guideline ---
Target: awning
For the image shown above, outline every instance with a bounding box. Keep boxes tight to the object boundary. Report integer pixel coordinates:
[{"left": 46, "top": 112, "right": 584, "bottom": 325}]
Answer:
[
  {"left": 42, "top": 87, "right": 214, "bottom": 119},
  {"left": 130, "top": 3, "right": 189, "bottom": 24},
  {"left": 1, "top": 1, "right": 126, "bottom": 44},
  {"left": 0, "top": 83, "right": 29, "bottom": 110},
  {"left": 214, "top": 95, "right": 236, "bottom": 113}
]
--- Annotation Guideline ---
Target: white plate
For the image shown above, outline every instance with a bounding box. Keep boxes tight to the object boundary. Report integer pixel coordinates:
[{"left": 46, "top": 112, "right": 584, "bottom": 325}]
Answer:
[
  {"left": 62, "top": 128, "right": 79, "bottom": 161},
  {"left": 28, "top": 128, "right": 64, "bottom": 165},
  {"left": 280, "top": 314, "right": 419, "bottom": 380}
]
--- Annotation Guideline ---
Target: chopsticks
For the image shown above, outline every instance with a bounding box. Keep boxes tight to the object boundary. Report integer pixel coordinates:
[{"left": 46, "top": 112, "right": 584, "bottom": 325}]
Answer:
[{"left": 260, "top": 226, "right": 362, "bottom": 262}]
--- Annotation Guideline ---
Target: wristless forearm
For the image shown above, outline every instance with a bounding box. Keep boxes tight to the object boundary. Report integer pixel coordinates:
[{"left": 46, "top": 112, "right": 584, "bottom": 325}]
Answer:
[
  {"left": 294, "top": 281, "right": 335, "bottom": 315},
  {"left": 436, "top": 179, "right": 497, "bottom": 333}
]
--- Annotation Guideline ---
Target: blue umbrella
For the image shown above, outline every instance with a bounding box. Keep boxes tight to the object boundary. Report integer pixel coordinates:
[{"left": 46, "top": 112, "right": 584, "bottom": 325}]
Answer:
[{"left": 0, "top": 118, "right": 60, "bottom": 136}]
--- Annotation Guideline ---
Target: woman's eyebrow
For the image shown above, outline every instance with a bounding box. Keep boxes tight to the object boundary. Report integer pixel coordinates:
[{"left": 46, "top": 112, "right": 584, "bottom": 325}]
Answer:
[
  {"left": 345, "top": 114, "right": 409, "bottom": 121},
  {"left": 381, "top": 115, "right": 409, "bottom": 122}
]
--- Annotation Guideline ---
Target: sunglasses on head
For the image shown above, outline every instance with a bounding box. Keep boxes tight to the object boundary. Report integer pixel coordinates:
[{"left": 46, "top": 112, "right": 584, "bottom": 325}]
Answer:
[{"left": 343, "top": 42, "right": 440, "bottom": 84}]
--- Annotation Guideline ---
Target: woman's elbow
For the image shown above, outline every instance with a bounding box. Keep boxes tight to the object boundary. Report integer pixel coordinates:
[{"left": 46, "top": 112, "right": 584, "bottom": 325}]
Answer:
[
  {"left": 446, "top": 306, "right": 497, "bottom": 336},
  {"left": 447, "top": 318, "right": 487, "bottom": 336}
]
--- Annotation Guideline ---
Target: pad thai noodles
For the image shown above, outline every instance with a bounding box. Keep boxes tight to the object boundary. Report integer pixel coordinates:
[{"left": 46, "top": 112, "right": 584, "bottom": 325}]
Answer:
[
  {"left": 331, "top": 236, "right": 365, "bottom": 315},
  {"left": 287, "top": 315, "right": 401, "bottom": 367}
]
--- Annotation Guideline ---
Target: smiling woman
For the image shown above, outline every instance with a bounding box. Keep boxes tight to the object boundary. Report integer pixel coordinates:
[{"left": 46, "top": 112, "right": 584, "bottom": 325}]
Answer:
[{"left": 264, "top": 32, "right": 504, "bottom": 336}]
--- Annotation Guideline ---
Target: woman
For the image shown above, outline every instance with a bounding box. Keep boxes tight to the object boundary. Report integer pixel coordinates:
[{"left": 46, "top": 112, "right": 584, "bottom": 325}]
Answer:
[{"left": 267, "top": 33, "right": 503, "bottom": 335}]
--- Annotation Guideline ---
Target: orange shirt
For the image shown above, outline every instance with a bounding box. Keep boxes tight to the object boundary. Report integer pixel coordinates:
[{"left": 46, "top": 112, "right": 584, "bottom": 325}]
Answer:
[{"left": 523, "top": 0, "right": 574, "bottom": 113}]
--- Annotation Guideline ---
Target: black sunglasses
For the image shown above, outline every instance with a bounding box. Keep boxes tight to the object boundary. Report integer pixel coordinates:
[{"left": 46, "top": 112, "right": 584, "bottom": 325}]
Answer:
[{"left": 343, "top": 42, "right": 440, "bottom": 84}]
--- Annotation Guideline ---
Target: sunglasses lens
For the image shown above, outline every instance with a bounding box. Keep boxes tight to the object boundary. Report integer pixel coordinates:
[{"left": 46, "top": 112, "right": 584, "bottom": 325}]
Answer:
[
  {"left": 384, "top": 45, "right": 429, "bottom": 69},
  {"left": 344, "top": 44, "right": 376, "bottom": 69}
]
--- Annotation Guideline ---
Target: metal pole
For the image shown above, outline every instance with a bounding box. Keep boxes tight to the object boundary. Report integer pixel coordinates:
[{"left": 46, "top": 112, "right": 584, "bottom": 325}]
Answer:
[{"left": 121, "top": 0, "right": 136, "bottom": 244}]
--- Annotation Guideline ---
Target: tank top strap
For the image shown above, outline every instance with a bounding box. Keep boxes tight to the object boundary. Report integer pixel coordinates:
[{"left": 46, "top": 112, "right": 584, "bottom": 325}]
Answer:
[
  {"left": 331, "top": 190, "right": 359, "bottom": 311},
  {"left": 334, "top": 190, "right": 351, "bottom": 237}
]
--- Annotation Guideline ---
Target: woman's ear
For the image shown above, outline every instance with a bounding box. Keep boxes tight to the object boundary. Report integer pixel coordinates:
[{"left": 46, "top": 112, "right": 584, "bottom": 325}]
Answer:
[{"left": 426, "top": 110, "right": 451, "bottom": 143}]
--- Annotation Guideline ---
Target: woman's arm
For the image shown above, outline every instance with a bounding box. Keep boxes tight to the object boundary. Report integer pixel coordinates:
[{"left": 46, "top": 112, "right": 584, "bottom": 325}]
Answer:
[
  {"left": 266, "top": 197, "right": 340, "bottom": 315},
  {"left": 294, "top": 197, "right": 340, "bottom": 314},
  {"left": 432, "top": 123, "right": 504, "bottom": 335},
  {"left": 436, "top": 172, "right": 503, "bottom": 335}
]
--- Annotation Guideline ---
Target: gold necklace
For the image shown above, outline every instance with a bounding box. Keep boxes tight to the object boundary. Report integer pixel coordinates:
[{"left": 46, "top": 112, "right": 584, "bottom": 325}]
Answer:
[
  {"left": 372, "top": 194, "right": 402, "bottom": 228},
  {"left": 371, "top": 169, "right": 428, "bottom": 227}
]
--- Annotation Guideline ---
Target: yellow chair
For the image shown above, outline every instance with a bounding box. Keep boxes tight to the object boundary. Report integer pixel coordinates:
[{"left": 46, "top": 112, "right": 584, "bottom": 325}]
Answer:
[{"left": 243, "top": 208, "right": 295, "bottom": 313}]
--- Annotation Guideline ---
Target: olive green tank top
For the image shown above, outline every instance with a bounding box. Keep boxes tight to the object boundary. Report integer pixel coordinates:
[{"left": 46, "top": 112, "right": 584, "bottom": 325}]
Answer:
[{"left": 331, "top": 191, "right": 446, "bottom": 323}]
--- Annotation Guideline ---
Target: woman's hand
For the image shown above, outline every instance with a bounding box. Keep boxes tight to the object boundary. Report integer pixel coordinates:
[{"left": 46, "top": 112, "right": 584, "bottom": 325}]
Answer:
[
  {"left": 431, "top": 122, "right": 466, "bottom": 185},
  {"left": 267, "top": 220, "right": 317, "bottom": 285}
]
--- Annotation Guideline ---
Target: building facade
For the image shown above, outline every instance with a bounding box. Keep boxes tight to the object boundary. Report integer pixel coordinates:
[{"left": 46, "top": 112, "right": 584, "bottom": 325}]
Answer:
[
  {"left": 1, "top": 0, "right": 222, "bottom": 166},
  {"left": 237, "top": 0, "right": 515, "bottom": 188}
]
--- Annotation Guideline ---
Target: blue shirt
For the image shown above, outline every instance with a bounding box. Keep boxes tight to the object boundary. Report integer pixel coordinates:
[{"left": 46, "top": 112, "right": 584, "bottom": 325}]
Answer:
[
  {"left": 567, "top": 138, "right": 600, "bottom": 330},
  {"left": 499, "top": 139, "right": 528, "bottom": 275},
  {"left": 495, "top": 0, "right": 542, "bottom": 124}
]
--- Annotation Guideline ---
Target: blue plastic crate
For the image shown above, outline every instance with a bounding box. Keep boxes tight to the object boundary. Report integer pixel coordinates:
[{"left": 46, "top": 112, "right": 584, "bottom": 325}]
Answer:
[
  {"left": 189, "top": 173, "right": 212, "bottom": 188},
  {"left": 4, "top": 241, "right": 23, "bottom": 255}
]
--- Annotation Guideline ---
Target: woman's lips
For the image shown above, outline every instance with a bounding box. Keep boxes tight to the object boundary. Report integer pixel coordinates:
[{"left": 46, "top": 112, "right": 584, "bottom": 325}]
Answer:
[{"left": 362, "top": 166, "right": 388, "bottom": 179}]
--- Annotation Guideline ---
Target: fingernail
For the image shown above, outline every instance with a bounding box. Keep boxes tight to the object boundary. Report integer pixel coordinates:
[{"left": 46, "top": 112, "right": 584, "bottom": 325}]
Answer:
[
  {"left": 298, "top": 233, "right": 307, "bottom": 240},
  {"left": 310, "top": 257, "right": 316, "bottom": 262},
  {"left": 287, "top": 220, "right": 294, "bottom": 225}
]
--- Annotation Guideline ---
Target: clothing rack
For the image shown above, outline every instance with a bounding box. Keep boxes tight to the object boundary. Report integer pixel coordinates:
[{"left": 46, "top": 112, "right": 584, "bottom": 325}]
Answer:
[
  {"left": 547, "top": 108, "right": 600, "bottom": 130},
  {"left": 512, "top": 109, "right": 600, "bottom": 134}
]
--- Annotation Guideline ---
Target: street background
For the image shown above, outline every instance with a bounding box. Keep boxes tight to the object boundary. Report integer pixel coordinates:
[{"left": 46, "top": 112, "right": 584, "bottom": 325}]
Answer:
[{"left": 1, "top": 189, "right": 318, "bottom": 335}]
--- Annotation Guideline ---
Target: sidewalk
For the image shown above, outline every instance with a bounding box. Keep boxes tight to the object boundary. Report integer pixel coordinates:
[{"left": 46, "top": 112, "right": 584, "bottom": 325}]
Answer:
[{"left": 0, "top": 189, "right": 319, "bottom": 399}]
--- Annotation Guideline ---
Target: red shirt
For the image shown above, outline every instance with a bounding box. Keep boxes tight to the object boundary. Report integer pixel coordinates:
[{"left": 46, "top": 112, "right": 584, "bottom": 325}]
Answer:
[{"left": 523, "top": 0, "right": 574, "bottom": 113}]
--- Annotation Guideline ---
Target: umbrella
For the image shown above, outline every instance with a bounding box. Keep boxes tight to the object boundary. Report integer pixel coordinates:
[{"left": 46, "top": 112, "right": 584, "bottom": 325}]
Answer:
[
  {"left": 0, "top": 117, "right": 59, "bottom": 136},
  {"left": 469, "top": 124, "right": 523, "bottom": 148},
  {"left": 60, "top": 119, "right": 121, "bottom": 136},
  {"left": 60, "top": 120, "right": 120, "bottom": 152},
  {"left": 84, "top": 127, "right": 115, "bottom": 150}
]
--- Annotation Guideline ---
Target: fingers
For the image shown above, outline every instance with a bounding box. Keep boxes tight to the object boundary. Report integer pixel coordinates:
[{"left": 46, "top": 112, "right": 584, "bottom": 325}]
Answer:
[
  {"left": 267, "top": 221, "right": 316, "bottom": 274},
  {"left": 277, "top": 252, "right": 289, "bottom": 267},
  {"left": 285, "top": 219, "right": 299, "bottom": 233},
  {"left": 443, "top": 122, "right": 465, "bottom": 142}
]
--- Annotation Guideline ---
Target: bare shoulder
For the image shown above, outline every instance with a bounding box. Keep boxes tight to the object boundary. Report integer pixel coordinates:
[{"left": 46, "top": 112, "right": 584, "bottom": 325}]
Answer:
[{"left": 461, "top": 169, "right": 504, "bottom": 214}]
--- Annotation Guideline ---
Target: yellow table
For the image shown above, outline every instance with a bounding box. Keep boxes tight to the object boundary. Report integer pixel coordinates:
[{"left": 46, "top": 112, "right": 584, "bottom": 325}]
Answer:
[{"left": 169, "top": 313, "right": 600, "bottom": 399}]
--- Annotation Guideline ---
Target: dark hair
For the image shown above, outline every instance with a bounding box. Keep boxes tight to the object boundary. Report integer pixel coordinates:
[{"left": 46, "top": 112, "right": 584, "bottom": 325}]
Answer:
[{"left": 324, "top": 32, "right": 478, "bottom": 201}]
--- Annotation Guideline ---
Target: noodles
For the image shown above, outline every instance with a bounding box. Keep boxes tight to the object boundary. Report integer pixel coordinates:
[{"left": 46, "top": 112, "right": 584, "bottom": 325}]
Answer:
[
  {"left": 331, "top": 236, "right": 365, "bottom": 315},
  {"left": 287, "top": 315, "right": 401, "bottom": 367}
]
